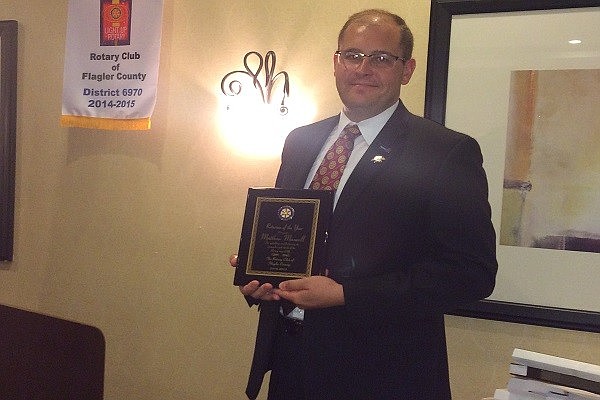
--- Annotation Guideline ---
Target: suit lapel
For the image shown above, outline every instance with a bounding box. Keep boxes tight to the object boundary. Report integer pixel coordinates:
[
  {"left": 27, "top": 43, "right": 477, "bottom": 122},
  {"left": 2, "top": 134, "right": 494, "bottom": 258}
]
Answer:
[
  {"left": 333, "top": 104, "right": 412, "bottom": 221},
  {"left": 283, "top": 116, "right": 339, "bottom": 189}
]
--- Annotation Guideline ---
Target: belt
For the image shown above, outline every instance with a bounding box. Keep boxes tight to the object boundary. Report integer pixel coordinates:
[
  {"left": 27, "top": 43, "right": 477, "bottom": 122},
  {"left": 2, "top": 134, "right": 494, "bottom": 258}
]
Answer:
[{"left": 279, "top": 314, "right": 303, "bottom": 335}]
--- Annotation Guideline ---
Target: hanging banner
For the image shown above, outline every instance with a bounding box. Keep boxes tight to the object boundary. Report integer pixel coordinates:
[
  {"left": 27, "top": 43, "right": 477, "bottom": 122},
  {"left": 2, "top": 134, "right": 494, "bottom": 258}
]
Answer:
[{"left": 61, "top": 0, "right": 163, "bottom": 130}]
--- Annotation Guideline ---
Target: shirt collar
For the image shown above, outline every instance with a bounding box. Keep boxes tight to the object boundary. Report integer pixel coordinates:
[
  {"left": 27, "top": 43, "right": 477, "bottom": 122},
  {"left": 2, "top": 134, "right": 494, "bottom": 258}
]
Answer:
[{"left": 338, "top": 101, "right": 399, "bottom": 145}]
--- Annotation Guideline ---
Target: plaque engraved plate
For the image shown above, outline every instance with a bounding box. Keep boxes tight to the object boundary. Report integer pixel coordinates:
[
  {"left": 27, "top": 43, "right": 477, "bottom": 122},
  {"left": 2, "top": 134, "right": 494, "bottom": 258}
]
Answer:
[{"left": 233, "top": 188, "right": 333, "bottom": 286}]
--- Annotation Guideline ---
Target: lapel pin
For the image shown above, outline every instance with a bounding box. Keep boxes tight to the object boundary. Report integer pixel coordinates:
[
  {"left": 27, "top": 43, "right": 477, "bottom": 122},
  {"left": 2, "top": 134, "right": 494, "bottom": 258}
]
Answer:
[{"left": 371, "top": 155, "right": 386, "bottom": 163}]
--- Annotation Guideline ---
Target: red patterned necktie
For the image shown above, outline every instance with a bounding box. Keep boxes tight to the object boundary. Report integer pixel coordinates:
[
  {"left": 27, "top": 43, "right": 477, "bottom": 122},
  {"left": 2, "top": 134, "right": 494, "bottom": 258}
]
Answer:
[{"left": 309, "top": 124, "right": 361, "bottom": 191}]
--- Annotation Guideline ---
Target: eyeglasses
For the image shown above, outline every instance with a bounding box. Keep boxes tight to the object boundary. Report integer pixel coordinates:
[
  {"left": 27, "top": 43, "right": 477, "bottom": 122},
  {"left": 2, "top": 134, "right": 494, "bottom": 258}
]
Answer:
[{"left": 335, "top": 50, "right": 407, "bottom": 70}]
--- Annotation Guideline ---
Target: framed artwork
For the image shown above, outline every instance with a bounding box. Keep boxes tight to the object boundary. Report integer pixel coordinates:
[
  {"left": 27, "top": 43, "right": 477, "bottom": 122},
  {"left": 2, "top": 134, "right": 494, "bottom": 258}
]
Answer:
[
  {"left": 425, "top": 1, "right": 600, "bottom": 332},
  {"left": 0, "top": 20, "right": 17, "bottom": 262}
]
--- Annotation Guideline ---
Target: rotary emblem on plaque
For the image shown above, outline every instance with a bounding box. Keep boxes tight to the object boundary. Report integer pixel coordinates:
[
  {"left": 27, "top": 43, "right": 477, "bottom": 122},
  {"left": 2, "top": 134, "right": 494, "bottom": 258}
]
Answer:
[{"left": 277, "top": 206, "right": 294, "bottom": 221}]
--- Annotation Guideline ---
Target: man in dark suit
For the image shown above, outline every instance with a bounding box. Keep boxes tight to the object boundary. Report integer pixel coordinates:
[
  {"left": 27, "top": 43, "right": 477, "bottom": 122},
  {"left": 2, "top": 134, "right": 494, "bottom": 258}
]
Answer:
[{"left": 231, "top": 9, "right": 497, "bottom": 400}]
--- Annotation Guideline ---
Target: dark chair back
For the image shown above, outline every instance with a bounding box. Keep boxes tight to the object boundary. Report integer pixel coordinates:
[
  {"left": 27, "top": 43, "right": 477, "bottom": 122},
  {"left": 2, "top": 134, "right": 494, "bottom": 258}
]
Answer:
[{"left": 0, "top": 304, "right": 105, "bottom": 400}]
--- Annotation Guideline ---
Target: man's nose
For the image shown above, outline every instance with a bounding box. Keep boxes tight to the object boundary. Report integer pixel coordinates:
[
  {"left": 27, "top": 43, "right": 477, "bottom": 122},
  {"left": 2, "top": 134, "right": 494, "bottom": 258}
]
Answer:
[{"left": 355, "top": 56, "right": 373, "bottom": 72}]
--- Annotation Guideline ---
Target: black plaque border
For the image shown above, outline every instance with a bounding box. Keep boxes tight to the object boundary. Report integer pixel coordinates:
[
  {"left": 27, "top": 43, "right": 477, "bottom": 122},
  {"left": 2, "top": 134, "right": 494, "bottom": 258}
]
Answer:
[{"left": 234, "top": 188, "right": 333, "bottom": 287}]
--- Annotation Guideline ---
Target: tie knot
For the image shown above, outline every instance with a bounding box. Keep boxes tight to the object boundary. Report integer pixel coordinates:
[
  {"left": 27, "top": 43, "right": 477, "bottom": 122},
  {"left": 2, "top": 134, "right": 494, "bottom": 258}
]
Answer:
[{"left": 342, "top": 124, "right": 361, "bottom": 140}]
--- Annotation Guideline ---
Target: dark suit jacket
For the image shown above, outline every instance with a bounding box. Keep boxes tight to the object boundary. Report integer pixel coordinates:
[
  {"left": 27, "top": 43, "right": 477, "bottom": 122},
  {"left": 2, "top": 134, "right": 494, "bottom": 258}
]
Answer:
[{"left": 245, "top": 102, "right": 498, "bottom": 400}]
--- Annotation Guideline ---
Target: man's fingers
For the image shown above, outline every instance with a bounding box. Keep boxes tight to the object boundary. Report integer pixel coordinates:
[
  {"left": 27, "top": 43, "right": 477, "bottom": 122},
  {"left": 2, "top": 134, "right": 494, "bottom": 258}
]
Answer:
[
  {"left": 278, "top": 279, "right": 305, "bottom": 291},
  {"left": 240, "top": 281, "right": 280, "bottom": 301},
  {"left": 239, "top": 280, "right": 260, "bottom": 296}
]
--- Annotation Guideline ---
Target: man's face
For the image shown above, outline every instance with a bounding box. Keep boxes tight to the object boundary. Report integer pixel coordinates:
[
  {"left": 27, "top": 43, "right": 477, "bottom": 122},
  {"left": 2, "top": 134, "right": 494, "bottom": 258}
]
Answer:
[{"left": 334, "top": 17, "right": 415, "bottom": 122}]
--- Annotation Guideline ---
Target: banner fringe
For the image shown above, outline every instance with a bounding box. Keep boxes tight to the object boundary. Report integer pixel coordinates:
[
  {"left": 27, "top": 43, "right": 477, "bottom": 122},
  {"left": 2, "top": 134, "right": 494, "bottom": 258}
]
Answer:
[{"left": 60, "top": 115, "right": 151, "bottom": 131}]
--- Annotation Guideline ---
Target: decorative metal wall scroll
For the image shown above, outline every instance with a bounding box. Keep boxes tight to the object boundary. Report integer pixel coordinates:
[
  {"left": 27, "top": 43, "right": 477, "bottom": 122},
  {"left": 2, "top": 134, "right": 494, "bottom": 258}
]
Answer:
[{"left": 221, "top": 51, "right": 290, "bottom": 115}]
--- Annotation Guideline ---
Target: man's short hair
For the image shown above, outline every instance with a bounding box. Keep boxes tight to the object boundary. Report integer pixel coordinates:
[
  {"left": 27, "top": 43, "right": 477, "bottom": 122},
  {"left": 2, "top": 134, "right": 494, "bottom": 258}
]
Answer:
[{"left": 338, "top": 9, "right": 414, "bottom": 60}]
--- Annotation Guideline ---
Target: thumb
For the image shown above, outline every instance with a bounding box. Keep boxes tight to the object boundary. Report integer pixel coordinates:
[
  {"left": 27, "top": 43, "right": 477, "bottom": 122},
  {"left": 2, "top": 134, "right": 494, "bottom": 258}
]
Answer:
[{"left": 278, "top": 279, "right": 304, "bottom": 291}]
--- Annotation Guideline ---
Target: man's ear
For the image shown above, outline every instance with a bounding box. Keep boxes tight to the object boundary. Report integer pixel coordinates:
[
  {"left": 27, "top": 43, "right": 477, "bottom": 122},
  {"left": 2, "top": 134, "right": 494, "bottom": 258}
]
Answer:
[{"left": 401, "top": 58, "right": 416, "bottom": 85}]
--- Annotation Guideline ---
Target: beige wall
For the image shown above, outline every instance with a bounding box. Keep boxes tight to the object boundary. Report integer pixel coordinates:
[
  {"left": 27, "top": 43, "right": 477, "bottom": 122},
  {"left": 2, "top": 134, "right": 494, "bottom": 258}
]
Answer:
[{"left": 1, "top": 1, "right": 598, "bottom": 399}]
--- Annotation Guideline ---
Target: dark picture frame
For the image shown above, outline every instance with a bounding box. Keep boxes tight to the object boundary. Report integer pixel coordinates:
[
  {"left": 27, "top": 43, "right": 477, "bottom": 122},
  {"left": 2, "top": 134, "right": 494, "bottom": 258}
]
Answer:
[
  {"left": 0, "top": 20, "right": 17, "bottom": 262},
  {"left": 425, "top": 1, "right": 600, "bottom": 332}
]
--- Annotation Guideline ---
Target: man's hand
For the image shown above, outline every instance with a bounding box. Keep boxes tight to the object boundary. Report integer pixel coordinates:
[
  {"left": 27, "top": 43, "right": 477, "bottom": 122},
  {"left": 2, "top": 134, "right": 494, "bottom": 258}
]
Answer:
[
  {"left": 273, "top": 276, "right": 345, "bottom": 309},
  {"left": 229, "top": 254, "right": 281, "bottom": 301}
]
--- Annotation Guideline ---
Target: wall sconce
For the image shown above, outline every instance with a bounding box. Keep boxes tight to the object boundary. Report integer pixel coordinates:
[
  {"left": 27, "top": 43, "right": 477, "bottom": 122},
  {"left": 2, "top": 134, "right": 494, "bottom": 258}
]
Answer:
[
  {"left": 221, "top": 51, "right": 290, "bottom": 115},
  {"left": 218, "top": 50, "right": 316, "bottom": 158}
]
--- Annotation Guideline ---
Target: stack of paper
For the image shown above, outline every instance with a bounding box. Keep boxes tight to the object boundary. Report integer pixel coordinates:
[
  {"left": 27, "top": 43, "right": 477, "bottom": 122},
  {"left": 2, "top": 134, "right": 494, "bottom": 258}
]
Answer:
[{"left": 491, "top": 349, "right": 600, "bottom": 400}]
